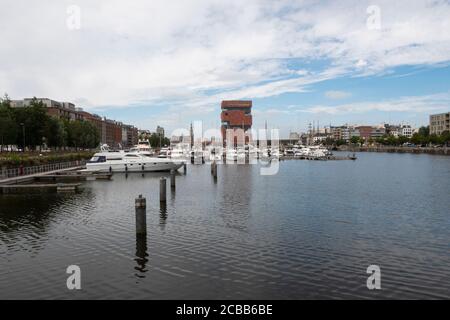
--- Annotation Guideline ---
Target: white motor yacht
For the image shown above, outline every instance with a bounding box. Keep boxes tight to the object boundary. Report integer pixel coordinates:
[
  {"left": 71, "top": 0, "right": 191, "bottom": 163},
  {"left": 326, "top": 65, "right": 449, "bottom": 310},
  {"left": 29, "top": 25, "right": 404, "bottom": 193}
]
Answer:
[
  {"left": 85, "top": 151, "right": 184, "bottom": 172},
  {"left": 226, "top": 148, "right": 237, "bottom": 161},
  {"left": 158, "top": 147, "right": 170, "bottom": 158}
]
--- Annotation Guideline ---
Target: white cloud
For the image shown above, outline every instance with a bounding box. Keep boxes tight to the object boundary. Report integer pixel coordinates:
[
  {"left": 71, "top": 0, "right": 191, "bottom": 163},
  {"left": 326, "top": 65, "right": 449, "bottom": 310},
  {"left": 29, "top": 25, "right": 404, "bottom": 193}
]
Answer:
[
  {"left": 301, "top": 92, "right": 450, "bottom": 114},
  {"left": 0, "top": 0, "right": 449, "bottom": 129},
  {"left": 325, "top": 90, "right": 352, "bottom": 99}
]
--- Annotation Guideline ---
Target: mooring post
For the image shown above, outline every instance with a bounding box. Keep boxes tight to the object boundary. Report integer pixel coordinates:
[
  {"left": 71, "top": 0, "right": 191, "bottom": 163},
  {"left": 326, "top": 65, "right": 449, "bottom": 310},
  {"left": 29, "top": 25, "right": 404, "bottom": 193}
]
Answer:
[
  {"left": 135, "top": 195, "right": 147, "bottom": 235},
  {"left": 212, "top": 161, "right": 217, "bottom": 179},
  {"left": 160, "top": 177, "right": 167, "bottom": 203},
  {"left": 170, "top": 169, "right": 176, "bottom": 190}
]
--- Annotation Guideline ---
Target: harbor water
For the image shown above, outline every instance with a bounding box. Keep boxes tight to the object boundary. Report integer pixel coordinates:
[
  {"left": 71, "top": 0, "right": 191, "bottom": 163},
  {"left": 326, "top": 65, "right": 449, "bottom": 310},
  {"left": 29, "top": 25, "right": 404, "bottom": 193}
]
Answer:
[{"left": 0, "top": 152, "right": 449, "bottom": 299}]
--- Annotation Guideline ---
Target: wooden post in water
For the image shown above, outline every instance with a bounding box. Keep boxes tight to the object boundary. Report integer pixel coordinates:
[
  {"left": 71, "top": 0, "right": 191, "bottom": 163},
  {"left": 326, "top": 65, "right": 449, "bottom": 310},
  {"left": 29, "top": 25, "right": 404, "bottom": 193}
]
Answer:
[
  {"left": 212, "top": 161, "right": 217, "bottom": 179},
  {"left": 170, "top": 169, "right": 176, "bottom": 190},
  {"left": 160, "top": 177, "right": 167, "bottom": 203},
  {"left": 135, "top": 195, "right": 147, "bottom": 235}
]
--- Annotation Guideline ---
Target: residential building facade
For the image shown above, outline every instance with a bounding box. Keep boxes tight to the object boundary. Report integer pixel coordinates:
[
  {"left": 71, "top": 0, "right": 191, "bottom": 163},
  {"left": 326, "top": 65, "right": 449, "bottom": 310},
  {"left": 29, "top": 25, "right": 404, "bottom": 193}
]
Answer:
[
  {"left": 430, "top": 112, "right": 450, "bottom": 135},
  {"left": 11, "top": 97, "right": 139, "bottom": 149}
]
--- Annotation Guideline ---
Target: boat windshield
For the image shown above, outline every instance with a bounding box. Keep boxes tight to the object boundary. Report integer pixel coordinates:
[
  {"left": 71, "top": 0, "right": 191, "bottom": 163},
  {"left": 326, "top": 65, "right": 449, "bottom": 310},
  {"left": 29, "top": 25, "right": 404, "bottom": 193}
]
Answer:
[{"left": 88, "top": 156, "right": 107, "bottom": 163}]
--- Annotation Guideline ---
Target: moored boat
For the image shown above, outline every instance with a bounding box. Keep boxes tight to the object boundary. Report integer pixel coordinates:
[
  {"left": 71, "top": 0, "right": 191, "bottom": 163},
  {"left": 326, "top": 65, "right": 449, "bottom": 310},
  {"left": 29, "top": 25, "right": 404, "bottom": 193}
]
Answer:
[{"left": 85, "top": 151, "right": 184, "bottom": 172}]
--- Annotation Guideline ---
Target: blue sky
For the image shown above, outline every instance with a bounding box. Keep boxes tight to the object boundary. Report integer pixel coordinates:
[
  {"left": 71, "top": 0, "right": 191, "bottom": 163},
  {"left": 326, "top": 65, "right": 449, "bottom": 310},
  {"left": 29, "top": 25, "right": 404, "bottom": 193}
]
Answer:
[
  {"left": 99, "top": 63, "right": 450, "bottom": 137},
  {"left": 1, "top": 0, "right": 450, "bottom": 138}
]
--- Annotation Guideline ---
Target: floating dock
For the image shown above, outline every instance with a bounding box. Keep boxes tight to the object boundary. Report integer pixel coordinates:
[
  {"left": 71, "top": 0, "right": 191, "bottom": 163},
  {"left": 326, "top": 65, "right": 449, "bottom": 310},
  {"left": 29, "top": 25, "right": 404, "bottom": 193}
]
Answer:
[
  {"left": 0, "top": 183, "right": 81, "bottom": 194},
  {"left": 0, "top": 167, "right": 111, "bottom": 194}
]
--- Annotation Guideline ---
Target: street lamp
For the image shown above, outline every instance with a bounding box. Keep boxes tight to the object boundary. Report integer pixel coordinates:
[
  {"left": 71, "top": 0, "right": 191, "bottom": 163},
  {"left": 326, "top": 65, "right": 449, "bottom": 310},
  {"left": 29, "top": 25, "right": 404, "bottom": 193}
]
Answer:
[{"left": 20, "top": 123, "right": 25, "bottom": 152}]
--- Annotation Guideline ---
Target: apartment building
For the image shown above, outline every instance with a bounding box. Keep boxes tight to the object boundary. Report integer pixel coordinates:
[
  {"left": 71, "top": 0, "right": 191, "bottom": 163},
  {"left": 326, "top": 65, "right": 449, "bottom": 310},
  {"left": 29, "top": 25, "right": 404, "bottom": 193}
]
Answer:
[{"left": 430, "top": 112, "right": 450, "bottom": 135}]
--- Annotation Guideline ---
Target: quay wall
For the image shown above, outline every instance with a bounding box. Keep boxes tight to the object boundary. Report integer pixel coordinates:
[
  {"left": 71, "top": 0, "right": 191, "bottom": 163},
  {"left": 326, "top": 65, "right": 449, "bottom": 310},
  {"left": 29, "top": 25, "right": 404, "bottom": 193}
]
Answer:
[{"left": 337, "top": 145, "right": 449, "bottom": 155}]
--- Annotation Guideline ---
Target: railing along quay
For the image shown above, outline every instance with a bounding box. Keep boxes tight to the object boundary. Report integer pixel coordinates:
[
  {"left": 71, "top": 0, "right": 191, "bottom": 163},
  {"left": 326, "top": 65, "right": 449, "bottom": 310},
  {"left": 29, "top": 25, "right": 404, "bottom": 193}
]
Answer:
[{"left": 0, "top": 160, "right": 86, "bottom": 180}]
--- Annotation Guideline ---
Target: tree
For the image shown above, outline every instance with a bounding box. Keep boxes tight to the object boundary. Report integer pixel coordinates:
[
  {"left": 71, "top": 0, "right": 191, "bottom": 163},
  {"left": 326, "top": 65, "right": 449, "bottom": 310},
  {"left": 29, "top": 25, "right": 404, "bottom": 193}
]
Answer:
[
  {"left": 14, "top": 97, "right": 49, "bottom": 150},
  {"left": 350, "top": 136, "right": 361, "bottom": 145},
  {"left": 46, "top": 117, "right": 67, "bottom": 148},
  {"left": 441, "top": 131, "right": 450, "bottom": 146},
  {"left": 324, "top": 137, "right": 335, "bottom": 146},
  {"left": 148, "top": 133, "right": 170, "bottom": 148},
  {"left": 398, "top": 135, "right": 409, "bottom": 145},
  {"left": 65, "top": 120, "right": 100, "bottom": 149},
  {"left": 335, "top": 139, "right": 347, "bottom": 146},
  {"left": 418, "top": 126, "right": 429, "bottom": 137},
  {"left": 0, "top": 95, "right": 17, "bottom": 151}
]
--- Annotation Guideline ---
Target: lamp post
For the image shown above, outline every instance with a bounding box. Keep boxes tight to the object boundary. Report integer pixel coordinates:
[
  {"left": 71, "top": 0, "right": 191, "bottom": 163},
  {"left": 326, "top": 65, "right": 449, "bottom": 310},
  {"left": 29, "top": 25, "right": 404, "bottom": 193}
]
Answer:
[{"left": 20, "top": 123, "right": 25, "bottom": 152}]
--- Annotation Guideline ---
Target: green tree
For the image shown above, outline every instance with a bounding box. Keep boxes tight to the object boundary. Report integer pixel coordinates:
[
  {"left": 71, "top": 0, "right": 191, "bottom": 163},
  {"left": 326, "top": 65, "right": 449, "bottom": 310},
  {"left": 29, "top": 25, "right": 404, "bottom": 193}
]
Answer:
[
  {"left": 440, "top": 131, "right": 450, "bottom": 146},
  {"left": 148, "top": 133, "right": 170, "bottom": 148},
  {"left": 65, "top": 120, "right": 100, "bottom": 149},
  {"left": 14, "top": 97, "right": 50, "bottom": 150},
  {"left": 0, "top": 94, "right": 17, "bottom": 151},
  {"left": 429, "top": 134, "right": 440, "bottom": 145},
  {"left": 418, "top": 126, "right": 429, "bottom": 137},
  {"left": 386, "top": 135, "right": 398, "bottom": 146},
  {"left": 350, "top": 136, "right": 361, "bottom": 144},
  {"left": 335, "top": 139, "right": 347, "bottom": 146},
  {"left": 46, "top": 117, "right": 67, "bottom": 148},
  {"left": 398, "top": 135, "right": 409, "bottom": 145}
]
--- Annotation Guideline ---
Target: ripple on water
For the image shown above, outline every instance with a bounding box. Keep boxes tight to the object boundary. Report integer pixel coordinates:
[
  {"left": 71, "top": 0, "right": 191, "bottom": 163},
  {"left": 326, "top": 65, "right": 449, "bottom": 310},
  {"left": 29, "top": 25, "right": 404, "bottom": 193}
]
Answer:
[{"left": 0, "top": 153, "right": 449, "bottom": 299}]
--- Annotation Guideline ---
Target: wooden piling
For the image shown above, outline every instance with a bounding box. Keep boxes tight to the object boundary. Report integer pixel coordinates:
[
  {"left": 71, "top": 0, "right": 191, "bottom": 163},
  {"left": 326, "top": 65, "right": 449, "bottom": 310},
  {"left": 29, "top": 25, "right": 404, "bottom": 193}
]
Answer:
[
  {"left": 135, "top": 195, "right": 147, "bottom": 235},
  {"left": 170, "top": 169, "right": 176, "bottom": 190},
  {"left": 212, "top": 161, "right": 217, "bottom": 179},
  {"left": 160, "top": 177, "right": 167, "bottom": 203}
]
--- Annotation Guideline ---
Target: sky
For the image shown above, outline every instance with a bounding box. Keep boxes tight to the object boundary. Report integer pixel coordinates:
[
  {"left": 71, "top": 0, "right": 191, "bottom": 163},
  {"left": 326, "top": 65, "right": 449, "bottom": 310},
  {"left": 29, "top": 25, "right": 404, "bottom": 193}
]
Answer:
[{"left": 1, "top": 0, "right": 450, "bottom": 138}]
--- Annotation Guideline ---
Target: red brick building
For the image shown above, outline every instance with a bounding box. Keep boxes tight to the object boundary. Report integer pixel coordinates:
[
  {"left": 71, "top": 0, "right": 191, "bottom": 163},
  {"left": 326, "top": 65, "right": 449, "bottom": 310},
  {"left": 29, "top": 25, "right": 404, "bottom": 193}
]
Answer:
[
  {"left": 356, "top": 126, "right": 373, "bottom": 140},
  {"left": 11, "top": 98, "right": 139, "bottom": 149},
  {"left": 221, "top": 100, "right": 252, "bottom": 147}
]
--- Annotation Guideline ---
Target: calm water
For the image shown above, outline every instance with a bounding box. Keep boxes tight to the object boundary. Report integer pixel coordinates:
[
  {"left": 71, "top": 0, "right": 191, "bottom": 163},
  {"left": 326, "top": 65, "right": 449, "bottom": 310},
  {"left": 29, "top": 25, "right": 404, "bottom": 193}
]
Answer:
[{"left": 0, "top": 152, "right": 449, "bottom": 299}]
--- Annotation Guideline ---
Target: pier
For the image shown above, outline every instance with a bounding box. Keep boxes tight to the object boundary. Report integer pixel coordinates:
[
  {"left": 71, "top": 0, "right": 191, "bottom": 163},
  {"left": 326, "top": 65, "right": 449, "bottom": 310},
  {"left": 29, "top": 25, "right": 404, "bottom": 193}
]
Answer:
[
  {"left": 0, "top": 183, "right": 81, "bottom": 194},
  {"left": 0, "top": 166, "right": 111, "bottom": 194}
]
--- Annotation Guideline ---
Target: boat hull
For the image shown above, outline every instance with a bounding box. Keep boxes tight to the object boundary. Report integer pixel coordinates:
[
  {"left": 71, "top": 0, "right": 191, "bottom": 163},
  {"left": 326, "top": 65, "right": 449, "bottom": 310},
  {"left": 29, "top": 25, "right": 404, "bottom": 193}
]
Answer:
[{"left": 86, "top": 161, "right": 184, "bottom": 173}]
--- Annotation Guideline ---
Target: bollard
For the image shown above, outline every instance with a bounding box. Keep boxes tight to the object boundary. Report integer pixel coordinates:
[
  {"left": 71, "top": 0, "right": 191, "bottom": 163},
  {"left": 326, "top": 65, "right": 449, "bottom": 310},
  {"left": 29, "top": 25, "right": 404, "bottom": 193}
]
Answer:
[
  {"left": 183, "top": 163, "right": 187, "bottom": 174},
  {"left": 170, "top": 169, "right": 176, "bottom": 190},
  {"left": 212, "top": 161, "right": 217, "bottom": 179},
  {"left": 135, "top": 195, "right": 147, "bottom": 235},
  {"left": 211, "top": 161, "right": 216, "bottom": 175},
  {"left": 160, "top": 177, "right": 167, "bottom": 203}
]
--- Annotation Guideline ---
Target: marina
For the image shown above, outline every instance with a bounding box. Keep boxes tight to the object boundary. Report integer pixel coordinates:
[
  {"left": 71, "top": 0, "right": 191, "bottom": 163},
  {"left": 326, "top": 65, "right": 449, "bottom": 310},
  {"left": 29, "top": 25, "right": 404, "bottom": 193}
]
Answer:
[{"left": 0, "top": 152, "right": 449, "bottom": 299}]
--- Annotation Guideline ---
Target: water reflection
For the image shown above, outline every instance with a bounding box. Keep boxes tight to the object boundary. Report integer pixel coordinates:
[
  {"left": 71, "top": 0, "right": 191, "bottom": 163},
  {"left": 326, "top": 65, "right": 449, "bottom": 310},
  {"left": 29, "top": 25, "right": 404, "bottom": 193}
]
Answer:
[
  {"left": 160, "top": 203, "right": 168, "bottom": 230},
  {"left": 0, "top": 191, "right": 95, "bottom": 256},
  {"left": 218, "top": 165, "right": 253, "bottom": 231},
  {"left": 134, "top": 234, "right": 148, "bottom": 278}
]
